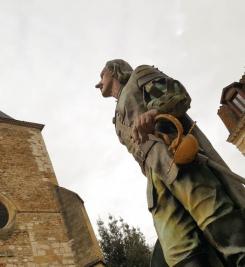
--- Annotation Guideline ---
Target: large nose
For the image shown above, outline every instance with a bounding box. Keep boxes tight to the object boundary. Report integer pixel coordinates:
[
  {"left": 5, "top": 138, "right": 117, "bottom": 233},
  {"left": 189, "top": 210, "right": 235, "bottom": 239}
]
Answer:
[{"left": 95, "top": 81, "right": 102, "bottom": 89}]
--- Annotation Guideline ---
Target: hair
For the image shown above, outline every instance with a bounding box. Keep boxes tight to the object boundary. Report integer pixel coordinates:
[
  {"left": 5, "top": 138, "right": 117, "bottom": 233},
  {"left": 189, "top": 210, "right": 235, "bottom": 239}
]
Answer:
[{"left": 105, "top": 59, "right": 133, "bottom": 85}]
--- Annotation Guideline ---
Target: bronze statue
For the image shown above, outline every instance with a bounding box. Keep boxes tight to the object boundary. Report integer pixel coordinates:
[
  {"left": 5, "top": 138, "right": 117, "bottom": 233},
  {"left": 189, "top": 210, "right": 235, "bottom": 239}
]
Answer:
[{"left": 96, "top": 59, "right": 245, "bottom": 267}]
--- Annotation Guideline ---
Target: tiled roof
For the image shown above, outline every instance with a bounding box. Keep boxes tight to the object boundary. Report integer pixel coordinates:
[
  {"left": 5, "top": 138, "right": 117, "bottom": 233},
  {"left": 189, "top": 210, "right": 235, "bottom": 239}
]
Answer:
[
  {"left": 0, "top": 111, "right": 44, "bottom": 130},
  {"left": 0, "top": 111, "right": 13, "bottom": 119}
]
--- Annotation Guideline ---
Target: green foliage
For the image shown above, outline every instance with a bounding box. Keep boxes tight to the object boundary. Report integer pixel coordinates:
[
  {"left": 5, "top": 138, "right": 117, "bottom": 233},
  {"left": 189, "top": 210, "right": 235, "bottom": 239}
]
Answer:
[{"left": 97, "top": 215, "right": 152, "bottom": 267}]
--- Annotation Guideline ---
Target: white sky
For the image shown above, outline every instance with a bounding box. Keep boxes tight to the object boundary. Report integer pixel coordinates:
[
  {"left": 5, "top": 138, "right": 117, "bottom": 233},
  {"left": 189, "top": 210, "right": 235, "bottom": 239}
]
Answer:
[{"left": 0, "top": 0, "right": 244, "bottom": 246}]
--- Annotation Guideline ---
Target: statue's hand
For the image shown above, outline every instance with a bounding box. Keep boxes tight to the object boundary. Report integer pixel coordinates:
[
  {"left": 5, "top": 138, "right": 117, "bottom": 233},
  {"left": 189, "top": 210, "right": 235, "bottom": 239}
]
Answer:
[{"left": 132, "top": 109, "right": 158, "bottom": 144}]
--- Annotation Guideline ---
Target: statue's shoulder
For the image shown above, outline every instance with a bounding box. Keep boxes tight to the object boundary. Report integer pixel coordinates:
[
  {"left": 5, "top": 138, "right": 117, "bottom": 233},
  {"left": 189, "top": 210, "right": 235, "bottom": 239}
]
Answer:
[
  {"left": 132, "top": 65, "right": 158, "bottom": 80},
  {"left": 130, "top": 65, "right": 168, "bottom": 88}
]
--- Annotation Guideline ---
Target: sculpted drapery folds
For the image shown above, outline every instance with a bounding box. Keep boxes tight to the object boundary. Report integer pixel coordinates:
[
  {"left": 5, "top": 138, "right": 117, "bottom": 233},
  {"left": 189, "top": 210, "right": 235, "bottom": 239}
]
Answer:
[{"left": 96, "top": 59, "right": 245, "bottom": 267}]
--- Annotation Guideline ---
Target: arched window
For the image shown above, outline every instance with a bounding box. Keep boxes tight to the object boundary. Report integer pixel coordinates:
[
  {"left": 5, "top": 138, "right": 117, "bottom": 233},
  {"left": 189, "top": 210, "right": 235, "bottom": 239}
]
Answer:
[
  {"left": 221, "top": 83, "right": 245, "bottom": 118},
  {"left": 231, "top": 91, "right": 245, "bottom": 114},
  {"left": 0, "top": 202, "right": 9, "bottom": 228}
]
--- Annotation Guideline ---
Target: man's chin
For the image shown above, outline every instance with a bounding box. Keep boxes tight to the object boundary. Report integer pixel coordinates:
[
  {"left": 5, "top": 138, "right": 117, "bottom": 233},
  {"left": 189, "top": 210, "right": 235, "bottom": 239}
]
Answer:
[{"left": 101, "top": 91, "right": 111, "bottom": 97}]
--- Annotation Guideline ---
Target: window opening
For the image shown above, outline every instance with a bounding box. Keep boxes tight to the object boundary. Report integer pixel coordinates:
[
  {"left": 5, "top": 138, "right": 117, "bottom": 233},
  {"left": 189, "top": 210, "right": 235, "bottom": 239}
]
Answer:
[
  {"left": 231, "top": 92, "right": 245, "bottom": 114},
  {"left": 0, "top": 202, "right": 9, "bottom": 228}
]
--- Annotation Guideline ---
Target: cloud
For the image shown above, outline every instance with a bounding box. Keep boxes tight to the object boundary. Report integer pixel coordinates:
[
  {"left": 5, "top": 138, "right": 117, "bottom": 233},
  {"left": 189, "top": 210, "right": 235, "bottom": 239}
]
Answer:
[{"left": 0, "top": 0, "right": 244, "bottom": 244}]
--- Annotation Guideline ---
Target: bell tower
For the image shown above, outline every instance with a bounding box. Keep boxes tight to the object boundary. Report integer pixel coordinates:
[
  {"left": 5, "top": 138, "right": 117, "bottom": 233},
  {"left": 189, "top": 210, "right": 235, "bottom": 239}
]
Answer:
[
  {"left": 218, "top": 74, "right": 245, "bottom": 155},
  {"left": 0, "top": 111, "right": 104, "bottom": 266}
]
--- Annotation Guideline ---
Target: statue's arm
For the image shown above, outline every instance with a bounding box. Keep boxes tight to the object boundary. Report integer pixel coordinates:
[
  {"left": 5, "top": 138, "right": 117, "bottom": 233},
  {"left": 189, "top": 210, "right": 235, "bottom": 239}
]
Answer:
[
  {"left": 145, "top": 78, "right": 191, "bottom": 118},
  {"left": 133, "top": 76, "right": 191, "bottom": 144}
]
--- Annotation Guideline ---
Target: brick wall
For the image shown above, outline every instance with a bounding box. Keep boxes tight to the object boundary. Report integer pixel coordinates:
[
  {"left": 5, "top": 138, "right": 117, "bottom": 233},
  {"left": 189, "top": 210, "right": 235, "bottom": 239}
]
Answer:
[{"left": 0, "top": 120, "right": 104, "bottom": 266}]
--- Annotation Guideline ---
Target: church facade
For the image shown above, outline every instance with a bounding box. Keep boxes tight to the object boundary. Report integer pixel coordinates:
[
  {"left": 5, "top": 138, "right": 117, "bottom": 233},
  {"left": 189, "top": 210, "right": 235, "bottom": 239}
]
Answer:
[
  {"left": 218, "top": 74, "right": 245, "bottom": 155},
  {"left": 0, "top": 111, "right": 104, "bottom": 266}
]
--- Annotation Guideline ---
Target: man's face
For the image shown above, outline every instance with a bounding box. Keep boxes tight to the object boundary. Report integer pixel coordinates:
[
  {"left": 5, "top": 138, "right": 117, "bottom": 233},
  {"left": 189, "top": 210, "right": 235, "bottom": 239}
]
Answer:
[{"left": 95, "top": 68, "right": 113, "bottom": 97}]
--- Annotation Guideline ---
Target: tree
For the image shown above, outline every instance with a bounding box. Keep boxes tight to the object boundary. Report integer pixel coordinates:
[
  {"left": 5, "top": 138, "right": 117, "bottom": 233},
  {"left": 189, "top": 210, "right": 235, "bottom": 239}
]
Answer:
[{"left": 97, "top": 215, "right": 152, "bottom": 267}]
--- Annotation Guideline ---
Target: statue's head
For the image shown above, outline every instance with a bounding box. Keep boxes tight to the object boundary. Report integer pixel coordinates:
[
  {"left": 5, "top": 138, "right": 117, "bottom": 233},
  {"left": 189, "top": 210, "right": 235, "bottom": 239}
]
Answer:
[
  {"left": 95, "top": 59, "right": 133, "bottom": 98},
  {"left": 104, "top": 59, "right": 133, "bottom": 85}
]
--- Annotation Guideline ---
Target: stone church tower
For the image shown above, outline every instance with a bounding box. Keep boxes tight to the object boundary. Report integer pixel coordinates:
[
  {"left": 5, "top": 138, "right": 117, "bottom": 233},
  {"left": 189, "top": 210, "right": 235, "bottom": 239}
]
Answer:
[
  {"left": 0, "top": 111, "right": 105, "bottom": 266},
  {"left": 218, "top": 74, "right": 245, "bottom": 155}
]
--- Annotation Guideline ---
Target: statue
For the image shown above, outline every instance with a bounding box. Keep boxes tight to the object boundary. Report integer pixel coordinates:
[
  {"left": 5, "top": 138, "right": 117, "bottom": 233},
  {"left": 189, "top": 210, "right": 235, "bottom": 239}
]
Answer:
[{"left": 95, "top": 59, "right": 245, "bottom": 267}]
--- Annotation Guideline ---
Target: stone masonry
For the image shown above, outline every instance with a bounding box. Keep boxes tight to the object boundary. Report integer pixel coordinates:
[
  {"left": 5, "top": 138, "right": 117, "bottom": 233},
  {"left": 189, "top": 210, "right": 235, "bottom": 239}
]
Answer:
[
  {"left": 218, "top": 74, "right": 245, "bottom": 155},
  {"left": 0, "top": 112, "right": 104, "bottom": 267}
]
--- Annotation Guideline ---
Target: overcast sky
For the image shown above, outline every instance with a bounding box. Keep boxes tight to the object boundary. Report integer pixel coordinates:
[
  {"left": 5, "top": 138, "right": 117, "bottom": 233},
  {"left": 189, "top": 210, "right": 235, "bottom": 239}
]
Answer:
[{"left": 0, "top": 0, "right": 244, "bottom": 245}]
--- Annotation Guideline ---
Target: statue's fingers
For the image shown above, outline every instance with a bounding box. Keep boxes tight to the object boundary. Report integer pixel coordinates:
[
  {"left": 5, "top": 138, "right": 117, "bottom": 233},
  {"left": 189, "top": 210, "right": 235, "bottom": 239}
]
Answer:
[
  {"left": 132, "top": 126, "right": 140, "bottom": 143},
  {"left": 145, "top": 115, "right": 151, "bottom": 125},
  {"left": 140, "top": 115, "right": 150, "bottom": 131},
  {"left": 135, "top": 117, "right": 140, "bottom": 128},
  {"left": 139, "top": 132, "right": 148, "bottom": 144}
]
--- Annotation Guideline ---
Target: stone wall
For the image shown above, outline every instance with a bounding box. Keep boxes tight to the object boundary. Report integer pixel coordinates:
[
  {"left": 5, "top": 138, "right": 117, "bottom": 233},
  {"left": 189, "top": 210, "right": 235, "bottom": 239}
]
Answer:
[
  {"left": 0, "top": 119, "right": 104, "bottom": 266},
  {"left": 56, "top": 187, "right": 104, "bottom": 267},
  {"left": 0, "top": 213, "right": 76, "bottom": 266}
]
